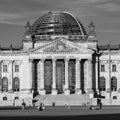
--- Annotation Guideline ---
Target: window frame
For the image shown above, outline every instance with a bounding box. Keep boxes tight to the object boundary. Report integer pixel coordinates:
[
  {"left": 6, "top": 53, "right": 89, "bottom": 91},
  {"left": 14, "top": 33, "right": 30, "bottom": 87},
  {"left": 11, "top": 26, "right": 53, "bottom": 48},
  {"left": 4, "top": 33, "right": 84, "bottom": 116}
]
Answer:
[
  {"left": 111, "top": 77, "right": 117, "bottom": 91},
  {"left": 101, "top": 64, "right": 105, "bottom": 72},
  {"left": 112, "top": 64, "right": 116, "bottom": 72},
  {"left": 15, "top": 65, "right": 19, "bottom": 72},
  {"left": 2, "top": 77, "right": 8, "bottom": 92},
  {"left": 3, "top": 65, "right": 7, "bottom": 72},
  {"left": 99, "top": 76, "right": 106, "bottom": 91},
  {"left": 13, "top": 77, "right": 20, "bottom": 92}
]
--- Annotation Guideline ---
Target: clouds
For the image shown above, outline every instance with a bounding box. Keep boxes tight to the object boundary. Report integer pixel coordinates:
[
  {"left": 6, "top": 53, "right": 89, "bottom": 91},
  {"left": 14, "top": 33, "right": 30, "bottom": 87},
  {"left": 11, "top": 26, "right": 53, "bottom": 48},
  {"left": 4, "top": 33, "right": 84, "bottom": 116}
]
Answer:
[
  {"left": 0, "top": 0, "right": 118, "bottom": 27},
  {"left": 0, "top": 12, "right": 23, "bottom": 20},
  {"left": 0, "top": 0, "right": 119, "bottom": 26},
  {"left": 0, "top": 11, "right": 25, "bottom": 25},
  {"left": 96, "top": 3, "right": 120, "bottom": 12},
  {"left": 33, "top": 0, "right": 106, "bottom": 4},
  {"left": 0, "top": 0, "right": 119, "bottom": 46},
  {"left": 105, "top": 30, "right": 120, "bottom": 33},
  {"left": 0, "top": 0, "right": 101, "bottom": 25}
]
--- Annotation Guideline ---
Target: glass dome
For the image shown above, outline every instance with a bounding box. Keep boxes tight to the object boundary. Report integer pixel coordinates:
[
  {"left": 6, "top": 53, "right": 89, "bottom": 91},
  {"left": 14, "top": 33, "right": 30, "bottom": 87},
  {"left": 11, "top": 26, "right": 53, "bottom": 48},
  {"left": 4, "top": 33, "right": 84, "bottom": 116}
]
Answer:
[{"left": 31, "top": 11, "right": 87, "bottom": 36}]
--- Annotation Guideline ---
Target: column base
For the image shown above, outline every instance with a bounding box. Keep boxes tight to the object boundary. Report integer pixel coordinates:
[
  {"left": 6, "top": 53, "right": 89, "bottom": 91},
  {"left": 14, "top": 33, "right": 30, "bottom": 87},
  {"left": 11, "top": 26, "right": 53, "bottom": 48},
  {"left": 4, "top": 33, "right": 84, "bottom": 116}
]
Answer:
[
  {"left": 31, "top": 90, "right": 34, "bottom": 93},
  {"left": 89, "top": 93, "right": 94, "bottom": 98},
  {"left": 96, "top": 89, "right": 99, "bottom": 94},
  {"left": 64, "top": 89, "right": 70, "bottom": 95},
  {"left": 39, "top": 89, "right": 46, "bottom": 95},
  {"left": 85, "top": 89, "right": 93, "bottom": 94},
  {"left": 52, "top": 89, "right": 57, "bottom": 95},
  {"left": 118, "top": 88, "right": 120, "bottom": 93},
  {"left": 75, "top": 89, "right": 82, "bottom": 94},
  {"left": 8, "top": 89, "right": 13, "bottom": 93},
  {"left": 28, "top": 89, "right": 33, "bottom": 93}
]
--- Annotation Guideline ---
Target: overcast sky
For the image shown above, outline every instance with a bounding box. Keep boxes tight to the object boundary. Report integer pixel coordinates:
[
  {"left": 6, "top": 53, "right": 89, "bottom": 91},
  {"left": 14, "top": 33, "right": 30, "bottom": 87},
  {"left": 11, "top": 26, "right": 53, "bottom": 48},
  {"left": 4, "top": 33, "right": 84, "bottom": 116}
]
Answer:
[{"left": 0, "top": 0, "right": 120, "bottom": 47}]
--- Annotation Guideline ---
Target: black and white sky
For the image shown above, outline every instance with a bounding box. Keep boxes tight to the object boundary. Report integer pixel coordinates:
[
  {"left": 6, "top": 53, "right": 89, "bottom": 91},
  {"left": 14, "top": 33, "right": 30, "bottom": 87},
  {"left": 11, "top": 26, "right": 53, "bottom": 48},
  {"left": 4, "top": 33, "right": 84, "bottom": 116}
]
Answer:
[{"left": 0, "top": 0, "right": 120, "bottom": 47}]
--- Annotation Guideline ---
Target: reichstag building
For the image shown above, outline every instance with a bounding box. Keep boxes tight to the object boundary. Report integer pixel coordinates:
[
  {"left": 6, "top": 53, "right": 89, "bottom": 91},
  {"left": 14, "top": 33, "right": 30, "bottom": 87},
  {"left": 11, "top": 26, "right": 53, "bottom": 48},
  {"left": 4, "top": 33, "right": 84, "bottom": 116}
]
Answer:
[{"left": 0, "top": 11, "right": 119, "bottom": 106}]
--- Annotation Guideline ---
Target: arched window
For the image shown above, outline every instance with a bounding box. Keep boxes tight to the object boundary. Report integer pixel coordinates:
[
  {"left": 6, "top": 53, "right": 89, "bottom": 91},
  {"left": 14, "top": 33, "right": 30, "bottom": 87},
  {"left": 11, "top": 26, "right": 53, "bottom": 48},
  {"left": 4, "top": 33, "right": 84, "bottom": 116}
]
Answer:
[
  {"left": 99, "top": 77, "right": 106, "bottom": 91},
  {"left": 111, "top": 77, "right": 117, "bottom": 91},
  {"left": 2, "top": 77, "right": 8, "bottom": 92},
  {"left": 13, "top": 77, "right": 20, "bottom": 91}
]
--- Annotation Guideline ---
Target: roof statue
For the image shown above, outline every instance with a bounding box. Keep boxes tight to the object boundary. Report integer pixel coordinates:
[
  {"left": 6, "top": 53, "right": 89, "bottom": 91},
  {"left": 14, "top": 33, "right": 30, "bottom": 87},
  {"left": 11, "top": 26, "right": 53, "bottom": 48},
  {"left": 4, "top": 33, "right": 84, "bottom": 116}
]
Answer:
[
  {"left": 88, "top": 21, "right": 96, "bottom": 40},
  {"left": 24, "top": 21, "right": 32, "bottom": 41}
]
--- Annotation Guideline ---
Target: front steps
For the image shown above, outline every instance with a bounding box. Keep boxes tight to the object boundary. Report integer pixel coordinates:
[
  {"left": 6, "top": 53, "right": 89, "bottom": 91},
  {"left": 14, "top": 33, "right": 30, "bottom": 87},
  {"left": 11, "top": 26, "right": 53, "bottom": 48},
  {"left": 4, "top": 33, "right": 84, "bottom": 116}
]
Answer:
[{"left": 34, "top": 94, "right": 97, "bottom": 106}]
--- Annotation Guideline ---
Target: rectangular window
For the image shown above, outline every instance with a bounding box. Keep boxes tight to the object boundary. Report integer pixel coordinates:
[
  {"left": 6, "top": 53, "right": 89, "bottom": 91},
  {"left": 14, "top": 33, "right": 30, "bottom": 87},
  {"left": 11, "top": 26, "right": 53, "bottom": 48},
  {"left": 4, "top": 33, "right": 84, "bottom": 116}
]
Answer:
[
  {"left": 15, "top": 65, "right": 19, "bottom": 72},
  {"left": 112, "top": 65, "right": 116, "bottom": 72},
  {"left": 3, "top": 65, "right": 7, "bottom": 72},
  {"left": 101, "top": 65, "right": 105, "bottom": 72}
]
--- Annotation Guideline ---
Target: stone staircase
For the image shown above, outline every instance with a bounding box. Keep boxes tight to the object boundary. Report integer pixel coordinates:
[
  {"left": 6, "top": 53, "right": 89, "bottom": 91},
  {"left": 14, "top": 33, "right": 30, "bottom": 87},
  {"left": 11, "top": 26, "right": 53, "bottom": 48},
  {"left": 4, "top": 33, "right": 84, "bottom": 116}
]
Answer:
[{"left": 34, "top": 94, "right": 97, "bottom": 106}]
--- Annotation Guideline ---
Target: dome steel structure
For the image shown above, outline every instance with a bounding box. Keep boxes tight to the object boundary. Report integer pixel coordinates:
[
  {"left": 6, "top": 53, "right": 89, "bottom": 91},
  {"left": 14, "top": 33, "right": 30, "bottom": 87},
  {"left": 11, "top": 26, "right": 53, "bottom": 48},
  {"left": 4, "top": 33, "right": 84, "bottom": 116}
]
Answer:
[{"left": 31, "top": 11, "right": 87, "bottom": 36}]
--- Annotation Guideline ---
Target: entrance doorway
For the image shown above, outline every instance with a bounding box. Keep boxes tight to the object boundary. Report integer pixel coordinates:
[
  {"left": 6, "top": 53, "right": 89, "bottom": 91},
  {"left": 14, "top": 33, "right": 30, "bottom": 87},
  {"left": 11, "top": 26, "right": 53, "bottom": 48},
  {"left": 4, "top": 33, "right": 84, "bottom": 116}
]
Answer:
[
  {"left": 44, "top": 60, "right": 52, "bottom": 94},
  {"left": 56, "top": 60, "right": 65, "bottom": 94}
]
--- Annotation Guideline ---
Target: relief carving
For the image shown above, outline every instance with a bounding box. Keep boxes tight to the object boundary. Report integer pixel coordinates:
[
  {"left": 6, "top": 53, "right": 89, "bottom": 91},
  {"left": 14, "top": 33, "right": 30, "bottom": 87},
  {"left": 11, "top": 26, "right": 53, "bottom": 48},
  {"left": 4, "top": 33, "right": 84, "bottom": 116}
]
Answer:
[{"left": 43, "top": 40, "right": 79, "bottom": 52}]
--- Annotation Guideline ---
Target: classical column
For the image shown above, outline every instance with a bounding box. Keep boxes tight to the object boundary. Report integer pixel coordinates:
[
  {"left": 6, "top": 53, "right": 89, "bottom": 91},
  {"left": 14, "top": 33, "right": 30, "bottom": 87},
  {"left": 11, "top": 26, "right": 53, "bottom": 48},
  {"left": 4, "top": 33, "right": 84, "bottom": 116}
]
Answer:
[
  {"left": 64, "top": 58, "right": 70, "bottom": 95},
  {"left": 95, "top": 57, "right": 99, "bottom": 92},
  {"left": 0, "top": 61, "right": 2, "bottom": 92},
  {"left": 40, "top": 59, "right": 46, "bottom": 95},
  {"left": 29, "top": 59, "right": 33, "bottom": 93},
  {"left": 87, "top": 59, "right": 93, "bottom": 93},
  {"left": 52, "top": 59, "right": 57, "bottom": 95},
  {"left": 9, "top": 60, "right": 13, "bottom": 92},
  {"left": 75, "top": 58, "right": 82, "bottom": 94},
  {"left": 84, "top": 60, "right": 87, "bottom": 93},
  {"left": 37, "top": 60, "right": 41, "bottom": 93}
]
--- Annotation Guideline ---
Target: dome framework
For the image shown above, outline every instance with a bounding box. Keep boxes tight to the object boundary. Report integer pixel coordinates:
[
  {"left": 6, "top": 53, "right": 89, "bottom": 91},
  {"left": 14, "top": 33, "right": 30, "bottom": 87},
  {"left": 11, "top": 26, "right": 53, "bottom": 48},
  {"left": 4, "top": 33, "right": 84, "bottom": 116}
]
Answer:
[{"left": 31, "top": 11, "right": 87, "bottom": 36}]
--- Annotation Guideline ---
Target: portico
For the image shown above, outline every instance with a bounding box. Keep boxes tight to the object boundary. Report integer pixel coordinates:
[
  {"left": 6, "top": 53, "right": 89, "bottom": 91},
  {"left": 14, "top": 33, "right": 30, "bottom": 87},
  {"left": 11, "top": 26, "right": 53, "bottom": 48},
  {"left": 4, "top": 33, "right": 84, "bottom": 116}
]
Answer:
[{"left": 29, "top": 56, "right": 93, "bottom": 95}]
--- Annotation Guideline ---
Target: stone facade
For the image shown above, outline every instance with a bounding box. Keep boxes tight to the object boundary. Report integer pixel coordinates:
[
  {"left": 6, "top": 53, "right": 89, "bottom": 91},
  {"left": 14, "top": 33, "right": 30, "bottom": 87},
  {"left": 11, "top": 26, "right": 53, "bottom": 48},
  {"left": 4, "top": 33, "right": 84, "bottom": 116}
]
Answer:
[{"left": 0, "top": 11, "right": 119, "bottom": 106}]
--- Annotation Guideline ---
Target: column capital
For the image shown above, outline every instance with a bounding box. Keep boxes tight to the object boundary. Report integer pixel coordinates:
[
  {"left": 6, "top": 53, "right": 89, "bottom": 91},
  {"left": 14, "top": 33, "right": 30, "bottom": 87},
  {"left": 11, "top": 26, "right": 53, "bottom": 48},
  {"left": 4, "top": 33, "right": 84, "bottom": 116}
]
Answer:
[
  {"left": 88, "top": 58, "right": 92, "bottom": 62},
  {"left": 41, "top": 58, "right": 45, "bottom": 62},
  {"left": 65, "top": 58, "right": 69, "bottom": 62},
  {"left": 29, "top": 59, "right": 33, "bottom": 62},
  {"left": 52, "top": 58, "right": 57, "bottom": 62},
  {"left": 0, "top": 60, "right": 3, "bottom": 63},
  {"left": 76, "top": 58, "right": 81, "bottom": 62},
  {"left": 10, "top": 60, "right": 14, "bottom": 63},
  {"left": 38, "top": 60, "right": 41, "bottom": 64}
]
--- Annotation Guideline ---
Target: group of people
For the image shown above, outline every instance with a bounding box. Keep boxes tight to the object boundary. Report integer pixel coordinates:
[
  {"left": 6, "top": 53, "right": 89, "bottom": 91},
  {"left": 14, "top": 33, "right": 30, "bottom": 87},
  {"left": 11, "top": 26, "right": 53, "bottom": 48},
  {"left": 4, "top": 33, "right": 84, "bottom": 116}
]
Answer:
[
  {"left": 38, "top": 103, "right": 45, "bottom": 111},
  {"left": 90, "top": 98, "right": 102, "bottom": 110},
  {"left": 21, "top": 101, "right": 26, "bottom": 109},
  {"left": 97, "top": 98, "right": 102, "bottom": 109}
]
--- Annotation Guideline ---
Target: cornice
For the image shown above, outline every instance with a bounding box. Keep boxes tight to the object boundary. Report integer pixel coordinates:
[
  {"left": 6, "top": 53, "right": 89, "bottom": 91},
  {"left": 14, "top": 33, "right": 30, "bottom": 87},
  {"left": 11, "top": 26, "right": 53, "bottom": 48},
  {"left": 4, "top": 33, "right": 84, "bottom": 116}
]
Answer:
[
  {"left": 29, "top": 51, "right": 92, "bottom": 55},
  {"left": 0, "top": 51, "right": 29, "bottom": 56}
]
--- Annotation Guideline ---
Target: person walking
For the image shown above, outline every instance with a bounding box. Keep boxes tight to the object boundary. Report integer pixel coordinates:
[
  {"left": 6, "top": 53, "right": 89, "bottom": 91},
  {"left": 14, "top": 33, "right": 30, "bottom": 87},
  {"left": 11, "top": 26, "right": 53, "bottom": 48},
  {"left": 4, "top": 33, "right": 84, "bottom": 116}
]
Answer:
[{"left": 99, "top": 101, "right": 102, "bottom": 109}]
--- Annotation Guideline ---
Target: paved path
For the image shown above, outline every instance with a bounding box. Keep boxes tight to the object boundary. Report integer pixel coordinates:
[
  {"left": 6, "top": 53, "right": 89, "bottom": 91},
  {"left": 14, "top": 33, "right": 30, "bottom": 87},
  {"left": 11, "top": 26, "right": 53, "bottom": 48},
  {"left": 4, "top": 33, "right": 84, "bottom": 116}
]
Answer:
[{"left": 0, "top": 106, "right": 120, "bottom": 120}]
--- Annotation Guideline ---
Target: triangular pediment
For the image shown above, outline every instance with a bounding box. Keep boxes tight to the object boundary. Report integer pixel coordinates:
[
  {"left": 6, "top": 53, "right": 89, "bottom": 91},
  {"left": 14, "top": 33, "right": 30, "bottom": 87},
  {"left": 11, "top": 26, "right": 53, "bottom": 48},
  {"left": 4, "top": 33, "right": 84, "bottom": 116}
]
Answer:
[{"left": 30, "top": 37, "right": 93, "bottom": 54}]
